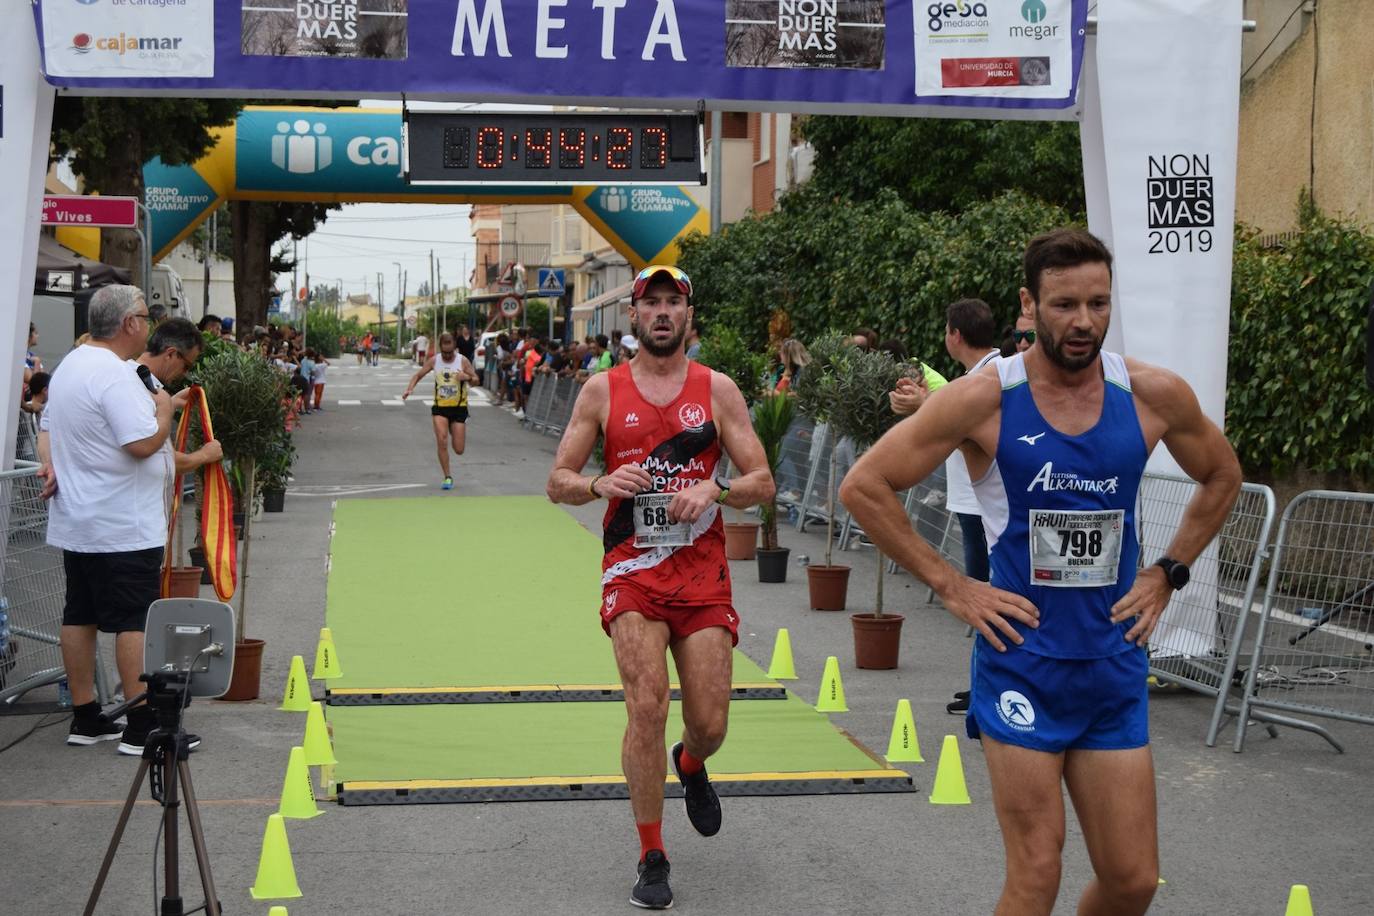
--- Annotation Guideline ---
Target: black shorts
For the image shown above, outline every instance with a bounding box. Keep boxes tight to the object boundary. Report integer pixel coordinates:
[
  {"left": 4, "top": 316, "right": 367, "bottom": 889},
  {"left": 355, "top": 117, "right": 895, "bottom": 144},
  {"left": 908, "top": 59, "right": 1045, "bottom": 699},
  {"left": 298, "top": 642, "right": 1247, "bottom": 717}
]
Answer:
[
  {"left": 62, "top": 548, "right": 163, "bottom": 633},
  {"left": 431, "top": 405, "right": 469, "bottom": 424},
  {"left": 521, "top": 378, "right": 534, "bottom": 395}
]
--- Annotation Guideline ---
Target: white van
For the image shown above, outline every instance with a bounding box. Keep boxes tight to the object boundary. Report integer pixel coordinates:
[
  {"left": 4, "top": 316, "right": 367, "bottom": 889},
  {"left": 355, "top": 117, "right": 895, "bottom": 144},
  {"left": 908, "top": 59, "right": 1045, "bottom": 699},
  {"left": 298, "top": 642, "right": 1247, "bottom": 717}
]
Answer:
[
  {"left": 148, "top": 264, "right": 185, "bottom": 316},
  {"left": 474, "top": 331, "right": 500, "bottom": 372}
]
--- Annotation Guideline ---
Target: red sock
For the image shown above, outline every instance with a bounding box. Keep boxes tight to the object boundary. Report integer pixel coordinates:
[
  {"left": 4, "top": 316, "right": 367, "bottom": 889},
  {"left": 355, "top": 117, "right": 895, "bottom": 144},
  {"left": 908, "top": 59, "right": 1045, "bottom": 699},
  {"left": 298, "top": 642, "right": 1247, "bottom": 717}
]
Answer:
[
  {"left": 677, "top": 746, "right": 705, "bottom": 776},
  {"left": 637, "top": 821, "right": 665, "bottom": 860}
]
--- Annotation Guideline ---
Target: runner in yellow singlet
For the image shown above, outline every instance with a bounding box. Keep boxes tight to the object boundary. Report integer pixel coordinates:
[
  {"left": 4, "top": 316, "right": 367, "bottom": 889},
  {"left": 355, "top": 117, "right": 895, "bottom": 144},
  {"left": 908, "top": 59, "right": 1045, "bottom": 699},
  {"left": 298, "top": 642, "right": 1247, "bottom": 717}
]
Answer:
[{"left": 403, "top": 332, "right": 477, "bottom": 490}]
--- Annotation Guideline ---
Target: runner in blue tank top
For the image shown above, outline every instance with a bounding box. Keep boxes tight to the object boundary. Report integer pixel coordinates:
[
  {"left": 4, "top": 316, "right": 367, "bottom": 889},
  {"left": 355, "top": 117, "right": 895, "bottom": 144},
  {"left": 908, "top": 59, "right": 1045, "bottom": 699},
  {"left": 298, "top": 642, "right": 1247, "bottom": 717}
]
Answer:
[{"left": 842, "top": 229, "right": 1241, "bottom": 916}]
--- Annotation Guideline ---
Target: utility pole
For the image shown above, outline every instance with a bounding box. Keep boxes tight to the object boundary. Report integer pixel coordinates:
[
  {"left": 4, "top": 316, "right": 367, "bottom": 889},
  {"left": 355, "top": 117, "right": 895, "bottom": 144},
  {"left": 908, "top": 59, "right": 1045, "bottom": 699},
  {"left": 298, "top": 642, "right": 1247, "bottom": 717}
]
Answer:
[
  {"left": 436, "top": 259, "right": 445, "bottom": 337},
  {"left": 429, "top": 249, "right": 438, "bottom": 337},
  {"left": 376, "top": 272, "right": 384, "bottom": 355}
]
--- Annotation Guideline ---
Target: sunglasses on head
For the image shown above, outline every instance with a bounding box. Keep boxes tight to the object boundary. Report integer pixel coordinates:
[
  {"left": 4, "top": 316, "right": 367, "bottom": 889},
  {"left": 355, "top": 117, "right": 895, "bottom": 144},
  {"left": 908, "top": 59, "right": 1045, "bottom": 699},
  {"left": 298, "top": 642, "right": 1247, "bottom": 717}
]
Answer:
[
  {"left": 632, "top": 265, "right": 692, "bottom": 300},
  {"left": 1013, "top": 329, "right": 1037, "bottom": 344}
]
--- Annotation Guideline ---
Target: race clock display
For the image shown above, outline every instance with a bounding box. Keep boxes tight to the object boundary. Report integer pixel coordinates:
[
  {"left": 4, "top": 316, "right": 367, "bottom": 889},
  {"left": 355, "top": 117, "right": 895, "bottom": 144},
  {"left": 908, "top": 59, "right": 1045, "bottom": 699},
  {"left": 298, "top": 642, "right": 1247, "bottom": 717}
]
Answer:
[{"left": 404, "top": 111, "right": 703, "bottom": 186}]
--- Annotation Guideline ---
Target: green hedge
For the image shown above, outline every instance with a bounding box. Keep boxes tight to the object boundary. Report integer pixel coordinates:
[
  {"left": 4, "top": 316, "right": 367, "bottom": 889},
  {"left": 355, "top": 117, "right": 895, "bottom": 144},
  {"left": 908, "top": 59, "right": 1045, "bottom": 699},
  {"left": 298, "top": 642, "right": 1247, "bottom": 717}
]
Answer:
[
  {"left": 677, "top": 186, "right": 1068, "bottom": 380},
  {"left": 1228, "top": 200, "right": 1374, "bottom": 480}
]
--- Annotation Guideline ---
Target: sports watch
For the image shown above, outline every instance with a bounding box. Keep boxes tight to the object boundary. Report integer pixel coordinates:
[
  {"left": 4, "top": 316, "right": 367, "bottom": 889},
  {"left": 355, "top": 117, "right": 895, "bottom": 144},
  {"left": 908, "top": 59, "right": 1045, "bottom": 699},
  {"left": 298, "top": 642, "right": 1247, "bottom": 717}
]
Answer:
[
  {"left": 713, "top": 474, "right": 732, "bottom": 504},
  {"left": 1154, "top": 556, "right": 1190, "bottom": 590}
]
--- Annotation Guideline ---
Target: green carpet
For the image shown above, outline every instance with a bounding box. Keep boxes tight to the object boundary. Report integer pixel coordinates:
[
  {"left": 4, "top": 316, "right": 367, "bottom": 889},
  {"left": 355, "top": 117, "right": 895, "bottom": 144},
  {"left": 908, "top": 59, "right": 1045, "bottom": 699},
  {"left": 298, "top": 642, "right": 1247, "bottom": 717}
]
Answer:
[
  {"left": 324, "top": 496, "right": 774, "bottom": 700},
  {"left": 331, "top": 695, "right": 914, "bottom": 805}
]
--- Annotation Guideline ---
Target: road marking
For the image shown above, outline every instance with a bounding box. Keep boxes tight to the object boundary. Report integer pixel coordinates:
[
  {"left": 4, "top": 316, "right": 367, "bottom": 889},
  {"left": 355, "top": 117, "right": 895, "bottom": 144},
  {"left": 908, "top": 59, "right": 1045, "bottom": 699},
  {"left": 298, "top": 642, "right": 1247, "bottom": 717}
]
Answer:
[
  {"left": 291, "top": 484, "right": 427, "bottom": 497},
  {"left": 381, "top": 399, "right": 405, "bottom": 406},
  {"left": 337, "top": 400, "right": 362, "bottom": 406}
]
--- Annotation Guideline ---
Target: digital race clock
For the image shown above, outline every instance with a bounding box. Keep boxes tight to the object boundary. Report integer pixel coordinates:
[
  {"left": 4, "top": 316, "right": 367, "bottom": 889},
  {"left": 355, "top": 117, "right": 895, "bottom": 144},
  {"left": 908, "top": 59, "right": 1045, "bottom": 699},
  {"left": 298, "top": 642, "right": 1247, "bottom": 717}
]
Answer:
[{"left": 404, "top": 111, "right": 704, "bottom": 186}]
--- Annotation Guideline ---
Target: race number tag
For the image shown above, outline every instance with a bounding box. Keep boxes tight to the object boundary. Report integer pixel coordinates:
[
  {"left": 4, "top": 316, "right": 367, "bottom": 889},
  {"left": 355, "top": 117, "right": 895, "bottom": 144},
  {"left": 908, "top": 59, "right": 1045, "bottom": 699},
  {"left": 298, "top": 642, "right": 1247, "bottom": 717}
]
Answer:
[
  {"left": 633, "top": 493, "right": 691, "bottom": 548},
  {"left": 437, "top": 383, "right": 458, "bottom": 400},
  {"left": 1028, "top": 509, "right": 1124, "bottom": 587}
]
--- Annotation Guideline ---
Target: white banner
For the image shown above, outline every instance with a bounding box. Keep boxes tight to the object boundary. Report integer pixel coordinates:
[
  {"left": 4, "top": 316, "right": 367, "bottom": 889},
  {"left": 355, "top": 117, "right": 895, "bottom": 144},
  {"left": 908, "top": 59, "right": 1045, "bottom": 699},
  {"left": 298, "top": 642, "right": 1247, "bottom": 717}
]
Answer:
[
  {"left": 914, "top": 0, "right": 1076, "bottom": 99},
  {"left": 40, "top": 0, "right": 214, "bottom": 78},
  {"left": 1087, "top": 0, "right": 1242, "bottom": 657},
  {"left": 1, "top": 0, "right": 56, "bottom": 467}
]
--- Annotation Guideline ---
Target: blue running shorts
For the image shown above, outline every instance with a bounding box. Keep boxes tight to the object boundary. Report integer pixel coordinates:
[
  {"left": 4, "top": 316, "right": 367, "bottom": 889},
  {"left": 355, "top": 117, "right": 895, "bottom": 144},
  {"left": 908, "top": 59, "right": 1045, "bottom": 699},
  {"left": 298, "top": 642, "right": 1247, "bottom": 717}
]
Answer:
[{"left": 965, "top": 640, "right": 1150, "bottom": 753}]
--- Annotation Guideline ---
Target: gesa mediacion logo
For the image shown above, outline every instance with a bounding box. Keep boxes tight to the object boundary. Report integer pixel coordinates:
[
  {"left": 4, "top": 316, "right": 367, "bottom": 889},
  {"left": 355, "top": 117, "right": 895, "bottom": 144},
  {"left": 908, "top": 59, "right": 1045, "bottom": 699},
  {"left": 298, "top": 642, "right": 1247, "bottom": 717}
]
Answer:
[
  {"left": 71, "top": 32, "right": 184, "bottom": 55},
  {"left": 926, "top": 2, "right": 989, "bottom": 33}
]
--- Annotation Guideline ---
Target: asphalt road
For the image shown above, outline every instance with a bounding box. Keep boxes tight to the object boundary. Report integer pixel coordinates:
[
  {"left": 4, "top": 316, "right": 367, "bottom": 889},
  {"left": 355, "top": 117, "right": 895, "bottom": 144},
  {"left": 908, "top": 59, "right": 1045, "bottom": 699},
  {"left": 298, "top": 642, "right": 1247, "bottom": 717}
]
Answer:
[{"left": 2, "top": 356, "right": 1369, "bottom": 915}]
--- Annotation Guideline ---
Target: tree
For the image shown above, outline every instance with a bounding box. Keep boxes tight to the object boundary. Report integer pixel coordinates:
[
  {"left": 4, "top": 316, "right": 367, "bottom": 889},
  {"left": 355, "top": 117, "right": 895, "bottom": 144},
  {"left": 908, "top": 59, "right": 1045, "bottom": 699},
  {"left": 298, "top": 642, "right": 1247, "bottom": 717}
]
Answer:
[
  {"left": 800, "top": 116, "right": 1085, "bottom": 216},
  {"left": 50, "top": 98, "right": 242, "bottom": 281},
  {"left": 231, "top": 201, "right": 338, "bottom": 331}
]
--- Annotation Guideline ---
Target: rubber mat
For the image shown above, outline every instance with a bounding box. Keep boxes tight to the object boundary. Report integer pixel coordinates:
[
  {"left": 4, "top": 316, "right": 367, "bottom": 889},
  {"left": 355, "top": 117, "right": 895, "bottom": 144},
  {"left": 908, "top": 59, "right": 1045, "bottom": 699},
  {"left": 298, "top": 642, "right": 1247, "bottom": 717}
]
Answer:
[
  {"left": 324, "top": 496, "right": 781, "bottom": 703},
  {"left": 331, "top": 695, "right": 915, "bottom": 805}
]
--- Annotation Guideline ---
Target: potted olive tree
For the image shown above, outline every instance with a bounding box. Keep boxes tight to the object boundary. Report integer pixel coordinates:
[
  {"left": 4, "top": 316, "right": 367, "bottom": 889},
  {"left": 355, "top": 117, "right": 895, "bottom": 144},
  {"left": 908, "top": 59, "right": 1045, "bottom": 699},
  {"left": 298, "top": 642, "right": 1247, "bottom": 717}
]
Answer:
[
  {"left": 257, "top": 430, "right": 295, "bottom": 513},
  {"left": 697, "top": 326, "right": 768, "bottom": 560},
  {"left": 752, "top": 391, "right": 796, "bottom": 582},
  {"left": 192, "top": 347, "right": 291, "bottom": 699},
  {"left": 830, "top": 345, "right": 907, "bottom": 668},
  {"left": 790, "top": 331, "right": 853, "bottom": 609}
]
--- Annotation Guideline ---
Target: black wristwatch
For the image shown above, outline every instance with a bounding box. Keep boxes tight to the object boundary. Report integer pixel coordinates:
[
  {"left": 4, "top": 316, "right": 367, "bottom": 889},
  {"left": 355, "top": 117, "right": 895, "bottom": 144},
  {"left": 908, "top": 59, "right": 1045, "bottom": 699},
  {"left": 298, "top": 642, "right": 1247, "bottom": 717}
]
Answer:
[
  {"left": 1154, "top": 557, "right": 1190, "bottom": 590},
  {"left": 713, "top": 474, "right": 731, "bottom": 504}
]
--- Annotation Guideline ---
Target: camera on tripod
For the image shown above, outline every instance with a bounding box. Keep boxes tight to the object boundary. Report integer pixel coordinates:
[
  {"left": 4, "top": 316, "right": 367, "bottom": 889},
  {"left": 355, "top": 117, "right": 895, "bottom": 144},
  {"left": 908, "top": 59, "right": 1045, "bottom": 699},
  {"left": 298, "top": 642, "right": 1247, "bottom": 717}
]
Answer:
[{"left": 86, "top": 598, "right": 236, "bottom": 916}]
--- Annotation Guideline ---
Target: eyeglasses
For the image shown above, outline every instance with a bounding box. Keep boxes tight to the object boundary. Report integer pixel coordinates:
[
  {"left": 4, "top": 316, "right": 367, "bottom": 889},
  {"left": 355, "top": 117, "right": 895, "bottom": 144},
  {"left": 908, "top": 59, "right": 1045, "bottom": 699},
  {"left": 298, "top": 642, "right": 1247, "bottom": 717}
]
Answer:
[
  {"left": 129, "top": 312, "right": 151, "bottom": 323},
  {"left": 632, "top": 265, "right": 692, "bottom": 300},
  {"left": 1012, "top": 330, "right": 1037, "bottom": 344},
  {"left": 173, "top": 349, "right": 197, "bottom": 371}
]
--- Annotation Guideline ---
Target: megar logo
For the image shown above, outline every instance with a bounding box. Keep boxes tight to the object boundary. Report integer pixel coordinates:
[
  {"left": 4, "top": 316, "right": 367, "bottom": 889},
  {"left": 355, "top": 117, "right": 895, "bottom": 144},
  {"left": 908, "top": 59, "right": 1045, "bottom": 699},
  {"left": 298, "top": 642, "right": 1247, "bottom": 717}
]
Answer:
[
  {"left": 926, "top": 2, "right": 988, "bottom": 34},
  {"left": 1021, "top": 0, "right": 1048, "bottom": 23},
  {"left": 1011, "top": 0, "right": 1059, "bottom": 40}
]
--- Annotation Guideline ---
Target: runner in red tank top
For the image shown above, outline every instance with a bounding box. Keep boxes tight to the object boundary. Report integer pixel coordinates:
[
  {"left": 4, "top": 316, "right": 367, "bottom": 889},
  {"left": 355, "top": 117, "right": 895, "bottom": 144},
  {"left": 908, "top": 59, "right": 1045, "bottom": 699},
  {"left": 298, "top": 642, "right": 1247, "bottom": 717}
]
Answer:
[{"left": 547, "top": 265, "right": 773, "bottom": 911}]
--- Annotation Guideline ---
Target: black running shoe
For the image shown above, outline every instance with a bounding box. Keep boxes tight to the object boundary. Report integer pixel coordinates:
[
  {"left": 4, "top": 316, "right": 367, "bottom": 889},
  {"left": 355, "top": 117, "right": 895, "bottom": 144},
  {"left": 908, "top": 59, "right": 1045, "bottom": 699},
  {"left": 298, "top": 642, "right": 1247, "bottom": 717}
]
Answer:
[
  {"left": 947, "top": 690, "right": 970, "bottom": 715},
  {"left": 67, "top": 712, "right": 123, "bottom": 746},
  {"left": 671, "top": 742, "right": 722, "bottom": 837},
  {"left": 631, "top": 849, "right": 673, "bottom": 910},
  {"left": 117, "top": 710, "right": 201, "bottom": 757}
]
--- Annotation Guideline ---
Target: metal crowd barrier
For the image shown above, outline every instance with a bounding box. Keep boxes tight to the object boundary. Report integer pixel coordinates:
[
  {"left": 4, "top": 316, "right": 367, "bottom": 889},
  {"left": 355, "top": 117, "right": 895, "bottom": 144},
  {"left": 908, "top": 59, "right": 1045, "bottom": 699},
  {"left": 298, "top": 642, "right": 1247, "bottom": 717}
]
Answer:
[
  {"left": 0, "top": 460, "right": 112, "bottom": 708},
  {"left": 1232, "top": 490, "right": 1374, "bottom": 753},
  {"left": 1133, "top": 474, "right": 1277, "bottom": 746},
  {"left": 522, "top": 374, "right": 581, "bottom": 437}
]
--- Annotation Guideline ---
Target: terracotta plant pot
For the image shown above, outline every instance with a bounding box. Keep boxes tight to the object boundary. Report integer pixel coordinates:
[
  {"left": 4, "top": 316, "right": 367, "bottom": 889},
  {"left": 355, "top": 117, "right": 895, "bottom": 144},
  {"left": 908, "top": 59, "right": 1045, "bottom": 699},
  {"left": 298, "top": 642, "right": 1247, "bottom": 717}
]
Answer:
[
  {"left": 165, "top": 566, "right": 203, "bottom": 599},
  {"left": 262, "top": 488, "right": 286, "bottom": 513},
  {"left": 219, "top": 638, "right": 265, "bottom": 701},
  {"left": 723, "top": 521, "right": 759, "bottom": 561},
  {"left": 807, "top": 564, "right": 851, "bottom": 611},
  {"left": 851, "top": 613, "right": 905, "bottom": 670},
  {"left": 186, "top": 546, "right": 213, "bottom": 584},
  {"left": 756, "top": 546, "right": 790, "bottom": 583}
]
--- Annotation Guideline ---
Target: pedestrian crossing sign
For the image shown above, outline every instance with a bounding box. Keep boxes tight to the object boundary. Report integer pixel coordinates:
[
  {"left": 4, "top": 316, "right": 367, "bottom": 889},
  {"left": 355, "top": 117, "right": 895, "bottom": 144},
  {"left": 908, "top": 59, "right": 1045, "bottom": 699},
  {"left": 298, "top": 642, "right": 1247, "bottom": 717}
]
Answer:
[{"left": 537, "top": 268, "right": 565, "bottom": 296}]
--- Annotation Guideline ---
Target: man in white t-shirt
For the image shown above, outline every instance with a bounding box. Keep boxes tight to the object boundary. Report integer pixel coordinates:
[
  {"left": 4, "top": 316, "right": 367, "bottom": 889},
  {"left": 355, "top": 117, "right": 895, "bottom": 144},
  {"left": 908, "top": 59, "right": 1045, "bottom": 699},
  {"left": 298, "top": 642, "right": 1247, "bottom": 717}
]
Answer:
[
  {"left": 414, "top": 334, "right": 428, "bottom": 365},
  {"left": 39, "top": 285, "right": 183, "bottom": 754}
]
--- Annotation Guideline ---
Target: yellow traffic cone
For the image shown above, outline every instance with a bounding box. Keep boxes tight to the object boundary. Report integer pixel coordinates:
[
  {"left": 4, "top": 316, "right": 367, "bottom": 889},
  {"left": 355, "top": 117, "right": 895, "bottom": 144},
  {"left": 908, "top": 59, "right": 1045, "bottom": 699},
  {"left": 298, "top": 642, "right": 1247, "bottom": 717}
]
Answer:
[
  {"left": 302, "top": 702, "right": 337, "bottom": 767},
  {"left": 766, "top": 628, "right": 798, "bottom": 680},
  {"left": 249, "top": 814, "right": 303, "bottom": 900},
  {"left": 312, "top": 627, "right": 343, "bottom": 680},
  {"left": 1284, "top": 884, "right": 1314, "bottom": 916},
  {"left": 929, "top": 735, "right": 971, "bottom": 805},
  {"left": 815, "top": 656, "right": 848, "bottom": 713},
  {"left": 885, "top": 699, "right": 924, "bottom": 763},
  {"left": 278, "top": 655, "right": 311, "bottom": 712},
  {"left": 279, "top": 746, "right": 324, "bottom": 819},
  {"left": 268, "top": 909, "right": 290, "bottom": 915}
]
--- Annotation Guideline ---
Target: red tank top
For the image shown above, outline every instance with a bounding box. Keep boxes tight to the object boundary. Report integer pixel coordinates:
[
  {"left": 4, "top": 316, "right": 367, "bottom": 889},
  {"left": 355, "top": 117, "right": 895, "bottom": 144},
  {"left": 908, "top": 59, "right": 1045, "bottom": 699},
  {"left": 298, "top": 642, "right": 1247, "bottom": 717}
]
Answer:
[{"left": 601, "top": 361, "right": 731, "bottom": 606}]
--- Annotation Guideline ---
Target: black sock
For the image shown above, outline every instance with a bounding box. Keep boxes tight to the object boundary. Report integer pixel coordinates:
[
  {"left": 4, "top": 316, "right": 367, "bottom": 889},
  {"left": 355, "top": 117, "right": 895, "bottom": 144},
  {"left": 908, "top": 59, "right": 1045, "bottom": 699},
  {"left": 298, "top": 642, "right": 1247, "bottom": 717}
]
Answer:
[{"left": 73, "top": 700, "right": 101, "bottom": 719}]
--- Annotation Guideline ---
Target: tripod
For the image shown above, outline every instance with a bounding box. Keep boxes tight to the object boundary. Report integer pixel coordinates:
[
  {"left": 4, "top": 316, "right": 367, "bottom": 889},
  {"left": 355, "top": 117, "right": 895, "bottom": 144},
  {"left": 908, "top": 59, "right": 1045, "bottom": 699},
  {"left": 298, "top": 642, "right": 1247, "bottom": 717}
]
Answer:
[{"left": 84, "top": 672, "right": 221, "bottom": 916}]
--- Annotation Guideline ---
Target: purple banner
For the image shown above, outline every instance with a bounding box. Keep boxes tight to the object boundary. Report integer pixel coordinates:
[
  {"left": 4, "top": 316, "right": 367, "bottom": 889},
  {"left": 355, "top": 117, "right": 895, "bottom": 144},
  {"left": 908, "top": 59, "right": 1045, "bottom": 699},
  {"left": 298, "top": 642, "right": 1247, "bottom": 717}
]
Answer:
[{"left": 34, "top": 1, "right": 1087, "bottom": 116}]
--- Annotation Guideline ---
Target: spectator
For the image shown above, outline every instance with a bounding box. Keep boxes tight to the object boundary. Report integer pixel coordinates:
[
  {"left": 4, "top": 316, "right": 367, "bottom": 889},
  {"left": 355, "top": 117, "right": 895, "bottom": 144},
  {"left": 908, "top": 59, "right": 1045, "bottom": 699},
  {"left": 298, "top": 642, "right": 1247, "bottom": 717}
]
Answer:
[
  {"left": 218, "top": 316, "right": 234, "bottom": 341},
  {"left": 22, "top": 371, "right": 50, "bottom": 415},
  {"left": 24, "top": 322, "right": 43, "bottom": 394},
  {"left": 311, "top": 349, "right": 329, "bottom": 410},
  {"left": 197, "top": 314, "right": 222, "bottom": 337},
  {"left": 413, "top": 333, "right": 429, "bottom": 365},
  {"left": 359, "top": 331, "right": 372, "bottom": 366},
  {"left": 594, "top": 334, "right": 613, "bottom": 372},
  {"left": 39, "top": 285, "right": 193, "bottom": 754},
  {"left": 1000, "top": 312, "right": 1037, "bottom": 358},
  {"left": 135, "top": 318, "right": 223, "bottom": 476},
  {"left": 685, "top": 321, "right": 702, "bottom": 360},
  {"left": 455, "top": 324, "right": 476, "bottom": 363},
  {"left": 618, "top": 333, "right": 640, "bottom": 363},
  {"left": 877, "top": 338, "right": 908, "bottom": 362},
  {"left": 773, "top": 338, "right": 811, "bottom": 394},
  {"left": 853, "top": 326, "right": 878, "bottom": 350},
  {"left": 370, "top": 332, "right": 382, "bottom": 365}
]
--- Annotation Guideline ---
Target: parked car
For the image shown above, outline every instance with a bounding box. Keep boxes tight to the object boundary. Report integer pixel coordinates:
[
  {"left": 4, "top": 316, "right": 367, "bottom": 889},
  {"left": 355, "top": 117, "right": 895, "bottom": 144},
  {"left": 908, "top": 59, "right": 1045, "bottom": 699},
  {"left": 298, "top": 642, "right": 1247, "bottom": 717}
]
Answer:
[{"left": 474, "top": 331, "right": 500, "bottom": 373}]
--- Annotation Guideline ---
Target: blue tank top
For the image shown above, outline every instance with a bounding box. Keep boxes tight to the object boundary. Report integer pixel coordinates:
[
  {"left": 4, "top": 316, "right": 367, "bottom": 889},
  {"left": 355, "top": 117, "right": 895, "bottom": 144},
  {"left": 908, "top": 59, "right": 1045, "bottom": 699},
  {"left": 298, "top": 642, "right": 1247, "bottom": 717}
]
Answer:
[{"left": 971, "top": 351, "right": 1148, "bottom": 659}]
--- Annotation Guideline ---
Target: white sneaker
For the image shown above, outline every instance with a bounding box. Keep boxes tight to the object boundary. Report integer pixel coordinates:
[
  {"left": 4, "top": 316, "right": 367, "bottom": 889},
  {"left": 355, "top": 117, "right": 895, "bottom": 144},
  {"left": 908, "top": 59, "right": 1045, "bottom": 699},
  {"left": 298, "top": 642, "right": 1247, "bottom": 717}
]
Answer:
[{"left": 513, "top": 409, "right": 526, "bottom": 419}]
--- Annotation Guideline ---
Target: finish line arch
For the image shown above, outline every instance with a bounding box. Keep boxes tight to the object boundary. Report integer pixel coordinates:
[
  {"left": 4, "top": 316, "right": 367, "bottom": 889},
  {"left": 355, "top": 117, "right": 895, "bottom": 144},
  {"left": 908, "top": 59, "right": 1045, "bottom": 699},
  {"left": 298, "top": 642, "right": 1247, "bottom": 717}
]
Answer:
[{"left": 55, "top": 106, "right": 708, "bottom": 272}]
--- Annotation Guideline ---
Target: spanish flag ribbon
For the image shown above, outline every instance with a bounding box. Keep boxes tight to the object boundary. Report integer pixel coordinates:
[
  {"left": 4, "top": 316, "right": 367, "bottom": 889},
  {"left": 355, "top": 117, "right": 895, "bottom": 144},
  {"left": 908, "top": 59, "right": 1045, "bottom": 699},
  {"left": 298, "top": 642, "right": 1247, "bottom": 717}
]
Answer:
[{"left": 162, "top": 385, "right": 237, "bottom": 600}]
